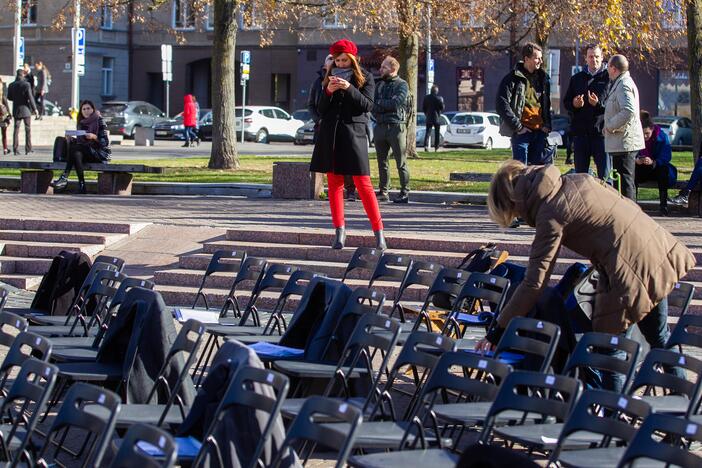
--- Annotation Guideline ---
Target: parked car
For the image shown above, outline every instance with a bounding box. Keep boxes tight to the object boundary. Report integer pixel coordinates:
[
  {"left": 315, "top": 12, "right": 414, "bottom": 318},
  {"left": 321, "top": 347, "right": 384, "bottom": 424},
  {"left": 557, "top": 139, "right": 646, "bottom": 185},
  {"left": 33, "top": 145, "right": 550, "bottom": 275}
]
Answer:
[
  {"left": 415, "top": 112, "right": 451, "bottom": 147},
  {"left": 294, "top": 120, "right": 315, "bottom": 145},
  {"left": 199, "top": 111, "right": 213, "bottom": 140},
  {"left": 550, "top": 113, "right": 572, "bottom": 149},
  {"left": 43, "top": 99, "right": 63, "bottom": 116},
  {"left": 101, "top": 101, "right": 169, "bottom": 138},
  {"left": 443, "top": 111, "right": 459, "bottom": 123},
  {"left": 153, "top": 108, "right": 211, "bottom": 140},
  {"left": 234, "top": 106, "right": 306, "bottom": 143},
  {"left": 443, "top": 112, "right": 511, "bottom": 150},
  {"left": 292, "top": 109, "right": 312, "bottom": 122},
  {"left": 653, "top": 116, "right": 693, "bottom": 147}
]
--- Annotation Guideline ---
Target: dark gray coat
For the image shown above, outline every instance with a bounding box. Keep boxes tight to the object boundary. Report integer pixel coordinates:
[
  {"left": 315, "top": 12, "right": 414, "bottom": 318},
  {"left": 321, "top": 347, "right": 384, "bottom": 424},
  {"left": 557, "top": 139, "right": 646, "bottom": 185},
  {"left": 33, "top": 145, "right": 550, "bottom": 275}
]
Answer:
[
  {"left": 373, "top": 75, "right": 409, "bottom": 125},
  {"left": 7, "top": 78, "right": 37, "bottom": 118},
  {"left": 496, "top": 63, "right": 552, "bottom": 137},
  {"left": 310, "top": 69, "right": 375, "bottom": 176},
  {"left": 422, "top": 92, "right": 444, "bottom": 125}
]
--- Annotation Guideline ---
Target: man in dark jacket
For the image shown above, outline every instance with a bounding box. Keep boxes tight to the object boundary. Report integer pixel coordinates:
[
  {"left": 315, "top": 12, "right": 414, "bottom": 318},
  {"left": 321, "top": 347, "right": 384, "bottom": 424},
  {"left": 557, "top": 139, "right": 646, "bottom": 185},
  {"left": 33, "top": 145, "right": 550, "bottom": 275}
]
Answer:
[
  {"left": 496, "top": 42, "right": 552, "bottom": 165},
  {"left": 7, "top": 69, "right": 38, "bottom": 155},
  {"left": 34, "top": 61, "right": 50, "bottom": 120},
  {"left": 373, "top": 56, "right": 410, "bottom": 203},
  {"left": 563, "top": 44, "right": 610, "bottom": 179},
  {"left": 422, "top": 85, "right": 444, "bottom": 151},
  {"left": 307, "top": 54, "right": 334, "bottom": 132}
]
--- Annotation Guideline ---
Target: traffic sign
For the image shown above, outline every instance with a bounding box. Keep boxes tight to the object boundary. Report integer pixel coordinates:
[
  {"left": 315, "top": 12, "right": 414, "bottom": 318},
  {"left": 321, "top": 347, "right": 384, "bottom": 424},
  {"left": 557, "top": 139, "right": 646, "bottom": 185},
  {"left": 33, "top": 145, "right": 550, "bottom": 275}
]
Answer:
[
  {"left": 241, "top": 50, "right": 251, "bottom": 65},
  {"left": 72, "top": 28, "right": 86, "bottom": 56},
  {"left": 18, "top": 37, "right": 24, "bottom": 64},
  {"left": 161, "top": 44, "right": 173, "bottom": 62},
  {"left": 428, "top": 58, "right": 435, "bottom": 72}
]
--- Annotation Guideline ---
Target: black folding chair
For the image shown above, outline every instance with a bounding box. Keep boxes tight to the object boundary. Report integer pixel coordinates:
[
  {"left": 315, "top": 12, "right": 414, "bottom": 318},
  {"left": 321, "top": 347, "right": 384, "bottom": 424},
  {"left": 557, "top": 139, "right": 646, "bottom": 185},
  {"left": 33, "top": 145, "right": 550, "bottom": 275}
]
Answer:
[
  {"left": 35, "top": 383, "right": 121, "bottom": 468},
  {"left": 218, "top": 256, "right": 268, "bottom": 319},
  {"left": 489, "top": 316, "right": 561, "bottom": 372},
  {"left": 0, "top": 312, "right": 28, "bottom": 349},
  {"left": 668, "top": 281, "right": 695, "bottom": 317},
  {"left": 109, "top": 423, "right": 177, "bottom": 468},
  {"left": 387, "top": 260, "right": 442, "bottom": 324},
  {"left": 667, "top": 311, "right": 702, "bottom": 352},
  {"left": 0, "top": 358, "right": 58, "bottom": 466},
  {"left": 260, "top": 270, "right": 320, "bottom": 335},
  {"left": 411, "top": 267, "right": 469, "bottom": 333},
  {"left": 191, "top": 366, "right": 290, "bottom": 468},
  {"left": 480, "top": 371, "right": 583, "bottom": 446},
  {"left": 0, "top": 331, "right": 52, "bottom": 396},
  {"left": 191, "top": 249, "right": 247, "bottom": 310},
  {"left": 0, "top": 287, "right": 8, "bottom": 313},
  {"left": 442, "top": 272, "right": 510, "bottom": 339},
  {"left": 563, "top": 332, "right": 640, "bottom": 393},
  {"left": 548, "top": 390, "right": 651, "bottom": 467},
  {"left": 628, "top": 348, "right": 702, "bottom": 416},
  {"left": 270, "top": 396, "right": 363, "bottom": 468},
  {"left": 618, "top": 413, "right": 702, "bottom": 467},
  {"left": 341, "top": 247, "right": 382, "bottom": 282}
]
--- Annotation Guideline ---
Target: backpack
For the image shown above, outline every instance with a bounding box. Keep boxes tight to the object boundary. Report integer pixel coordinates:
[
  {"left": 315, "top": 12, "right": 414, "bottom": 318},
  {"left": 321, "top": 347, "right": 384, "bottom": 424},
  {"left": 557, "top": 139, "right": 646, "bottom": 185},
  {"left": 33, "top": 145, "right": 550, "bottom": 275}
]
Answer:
[{"left": 53, "top": 136, "right": 68, "bottom": 162}]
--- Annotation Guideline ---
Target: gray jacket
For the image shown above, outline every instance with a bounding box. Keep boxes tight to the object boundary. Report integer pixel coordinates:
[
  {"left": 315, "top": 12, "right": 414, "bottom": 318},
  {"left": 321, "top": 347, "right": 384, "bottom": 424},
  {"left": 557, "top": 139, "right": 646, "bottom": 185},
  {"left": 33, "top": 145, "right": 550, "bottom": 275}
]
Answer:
[
  {"left": 603, "top": 71, "right": 645, "bottom": 153},
  {"left": 372, "top": 75, "right": 409, "bottom": 125}
]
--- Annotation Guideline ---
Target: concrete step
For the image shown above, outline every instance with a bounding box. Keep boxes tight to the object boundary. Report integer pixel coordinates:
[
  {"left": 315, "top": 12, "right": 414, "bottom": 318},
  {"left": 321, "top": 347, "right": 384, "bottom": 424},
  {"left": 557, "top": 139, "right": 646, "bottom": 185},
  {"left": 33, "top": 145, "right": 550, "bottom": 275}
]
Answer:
[
  {"left": 0, "top": 219, "right": 149, "bottom": 235},
  {"left": 0, "top": 241, "right": 105, "bottom": 259},
  {"left": 0, "top": 257, "right": 15, "bottom": 274},
  {"left": 0, "top": 274, "right": 42, "bottom": 290},
  {"left": 0, "top": 256, "right": 52, "bottom": 275},
  {"left": 0, "top": 230, "right": 127, "bottom": 246}
]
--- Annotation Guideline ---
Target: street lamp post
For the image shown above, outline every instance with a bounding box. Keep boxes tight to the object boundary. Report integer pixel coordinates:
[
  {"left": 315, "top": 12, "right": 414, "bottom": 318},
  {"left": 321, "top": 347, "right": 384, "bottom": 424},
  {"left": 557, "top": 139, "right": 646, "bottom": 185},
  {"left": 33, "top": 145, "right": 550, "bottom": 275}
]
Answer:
[
  {"left": 71, "top": 0, "right": 81, "bottom": 115},
  {"left": 425, "top": 3, "right": 432, "bottom": 94},
  {"left": 13, "top": 0, "right": 22, "bottom": 72}
]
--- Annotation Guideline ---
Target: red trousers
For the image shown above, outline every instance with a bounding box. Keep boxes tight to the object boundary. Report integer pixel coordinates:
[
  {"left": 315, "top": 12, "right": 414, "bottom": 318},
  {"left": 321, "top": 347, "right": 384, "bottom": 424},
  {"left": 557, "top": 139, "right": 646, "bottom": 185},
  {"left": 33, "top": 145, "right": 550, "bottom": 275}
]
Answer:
[{"left": 327, "top": 173, "right": 383, "bottom": 231}]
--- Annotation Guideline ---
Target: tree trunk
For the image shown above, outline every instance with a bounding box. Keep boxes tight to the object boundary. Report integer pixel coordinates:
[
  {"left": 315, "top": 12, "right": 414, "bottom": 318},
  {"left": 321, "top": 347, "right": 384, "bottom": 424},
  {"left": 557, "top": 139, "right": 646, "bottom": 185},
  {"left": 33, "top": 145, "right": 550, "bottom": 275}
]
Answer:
[
  {"left": 208, "top": 0, "right": 239, "bottom": 169},
  {"left": 688, "top": 0, "right": 702, "bottom": 161},
  {"left": 398, "top": 0, "right": 419, "bottom": 158}
]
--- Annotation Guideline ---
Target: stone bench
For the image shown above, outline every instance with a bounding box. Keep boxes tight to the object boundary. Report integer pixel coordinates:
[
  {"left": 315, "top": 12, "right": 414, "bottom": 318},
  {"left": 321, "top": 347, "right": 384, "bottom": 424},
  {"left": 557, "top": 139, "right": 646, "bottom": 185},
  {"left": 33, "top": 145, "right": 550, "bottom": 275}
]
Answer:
[
  {"left": 272, "top": 161, "right": 324, "bottom": 199},
  {"left": 0, "top": 161, "right": 165, "bottom": 196}
]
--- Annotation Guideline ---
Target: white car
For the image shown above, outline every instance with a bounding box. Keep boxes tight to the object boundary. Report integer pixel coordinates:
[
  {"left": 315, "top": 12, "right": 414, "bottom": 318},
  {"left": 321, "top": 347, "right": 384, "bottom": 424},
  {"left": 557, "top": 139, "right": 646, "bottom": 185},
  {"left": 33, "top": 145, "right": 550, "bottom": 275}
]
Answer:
[
  {"left": 443, "top": 112, "right": 511, "bottom": 150},
  {"left": 235, "top": 106, "right": 306, "bottom": 143},
  {"left": 415, "top": 113, "right": 451, "bottom": 147}
]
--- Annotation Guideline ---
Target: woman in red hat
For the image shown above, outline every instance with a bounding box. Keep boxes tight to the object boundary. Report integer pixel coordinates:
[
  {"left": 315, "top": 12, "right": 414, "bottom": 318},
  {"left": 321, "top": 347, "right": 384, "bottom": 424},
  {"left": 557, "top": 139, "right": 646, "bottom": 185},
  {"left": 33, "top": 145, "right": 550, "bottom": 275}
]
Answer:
[{"left": 310, "top": 39, "right": 386, "bottom": 250}]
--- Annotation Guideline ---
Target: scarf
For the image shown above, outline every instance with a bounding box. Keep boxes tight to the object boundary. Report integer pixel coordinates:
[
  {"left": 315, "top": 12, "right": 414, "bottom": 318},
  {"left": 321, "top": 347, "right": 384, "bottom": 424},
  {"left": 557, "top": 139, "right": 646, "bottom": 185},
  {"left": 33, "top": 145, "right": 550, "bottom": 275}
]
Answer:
[
  {"left": 79, "top": 110, "right": 101, "bottom": 136},
  {"left": 639, "top": 125, "right": 660, "bottom": 159}
]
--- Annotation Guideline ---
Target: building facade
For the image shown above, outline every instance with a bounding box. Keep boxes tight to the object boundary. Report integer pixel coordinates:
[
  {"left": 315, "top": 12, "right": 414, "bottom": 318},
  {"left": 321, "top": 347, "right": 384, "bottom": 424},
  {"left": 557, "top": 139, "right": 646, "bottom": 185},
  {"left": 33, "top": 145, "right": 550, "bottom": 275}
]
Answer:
[{"left": 0, "top": 1, "right": 688, "bottom": 119}]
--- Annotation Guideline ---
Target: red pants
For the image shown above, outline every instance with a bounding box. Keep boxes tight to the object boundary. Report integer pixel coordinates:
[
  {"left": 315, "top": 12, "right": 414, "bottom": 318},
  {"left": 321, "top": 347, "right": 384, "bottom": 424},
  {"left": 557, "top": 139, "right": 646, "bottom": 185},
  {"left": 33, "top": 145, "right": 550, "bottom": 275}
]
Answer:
[{"left": 327, "top": 173, "right": 383, "bottom": 231}]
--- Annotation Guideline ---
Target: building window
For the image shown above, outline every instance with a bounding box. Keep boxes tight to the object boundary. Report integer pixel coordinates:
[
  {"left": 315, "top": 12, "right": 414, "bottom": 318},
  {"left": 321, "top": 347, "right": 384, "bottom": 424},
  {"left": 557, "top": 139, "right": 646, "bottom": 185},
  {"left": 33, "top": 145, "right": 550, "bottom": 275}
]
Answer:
[
  {"left": 238, "top": 3, "right": 261, "bottom": 30},
  {"left": 662, "top": 0, "right": 684, "bottom": 30},
  {"left": 101, "top": 5, "right": 113, "bottom": 29},
  {"left": 322, "top": 6, "right": 344, "bottom": 29},
  {"left": 102, "top": 57, "right": 114, "bottom": 97},
  {"left": 173, "top": 0, "right": 195, "bottom": 29},
  {"left": 206, "top": 4, "right": 214, "bottom": 30},
  {"left": 21, "top": 0, "right": 37, "bottom": 25}
]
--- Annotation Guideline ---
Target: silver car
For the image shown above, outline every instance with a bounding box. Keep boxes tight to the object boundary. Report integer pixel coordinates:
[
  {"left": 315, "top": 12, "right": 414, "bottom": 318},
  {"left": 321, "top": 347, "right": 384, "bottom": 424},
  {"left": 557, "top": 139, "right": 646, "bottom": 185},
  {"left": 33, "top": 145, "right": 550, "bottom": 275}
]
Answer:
[
  {"left": 653, "top": 116, "right": 693, "bottom": 147},
  {"left": 101, "top": 101, "right": 170, "bottom": 138}
]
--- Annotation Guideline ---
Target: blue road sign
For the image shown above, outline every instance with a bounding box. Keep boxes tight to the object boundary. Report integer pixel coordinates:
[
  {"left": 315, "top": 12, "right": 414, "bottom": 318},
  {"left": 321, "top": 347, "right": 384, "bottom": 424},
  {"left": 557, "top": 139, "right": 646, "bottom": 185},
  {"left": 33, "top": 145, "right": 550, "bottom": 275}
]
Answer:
[
  {"left": 18, "top": 37, "right": 24, "bottom": 63},
  {"left": 72, "top": 27, "right": 86, "bottom": 56},
  {"left": 241, "top": 50, "right": 251, "bottom": 65}
]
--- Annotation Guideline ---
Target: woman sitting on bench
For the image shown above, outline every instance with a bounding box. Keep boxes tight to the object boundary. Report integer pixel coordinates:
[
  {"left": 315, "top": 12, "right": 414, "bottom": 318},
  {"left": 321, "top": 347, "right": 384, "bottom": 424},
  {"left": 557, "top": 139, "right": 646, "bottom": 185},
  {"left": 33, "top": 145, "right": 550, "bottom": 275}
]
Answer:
[
  {"left": 51, "top": 100, "right": 111, "bottom": 194},
  {"left": 635, "top": 110, "right": 677, "bottom": 216}
]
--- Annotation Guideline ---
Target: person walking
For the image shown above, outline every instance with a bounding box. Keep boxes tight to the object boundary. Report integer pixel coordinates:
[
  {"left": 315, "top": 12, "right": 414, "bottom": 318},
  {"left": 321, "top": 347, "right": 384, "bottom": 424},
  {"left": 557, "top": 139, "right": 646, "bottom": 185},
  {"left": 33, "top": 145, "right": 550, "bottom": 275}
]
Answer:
[
  {"left": 192, "top": 95, "right": 201, "bottom": 145},
  {"left": 34, "top": 61, "right": 51, "bottom": 120},
  {"left": 0, "top": 78, "right": 11, "bottom": 155},
  {"left": 603, "top": 54, "right": 645, "bottom": 201},
  {"left": 422, "top": 85, "right": 444, "bottom": 151},
  {"left": 496, "top": 42, "right": 552, "bottom": 165},
  {"left": 563, "top": 44, "right": 610, "bottom": 179},
  {"left": 636, "top": 111, "right": 676, "bottom": 216},
  {"left": 7, "top": 69, "right": 38, "bottom": 155},
  {"left": 477, "top": 160, "right": 695, "bottom": 392},
  {"left": 50, "top": 100, "right": 111, "bottom": 194},
  {"left": 182, "top": 94, "right": 198, "bottom": 147},
  {"left": 372, "top": 56, "right": 410, "bottom": 203},
  {"left": 310, "top": 39, "right": 386, "bottom": 250}
]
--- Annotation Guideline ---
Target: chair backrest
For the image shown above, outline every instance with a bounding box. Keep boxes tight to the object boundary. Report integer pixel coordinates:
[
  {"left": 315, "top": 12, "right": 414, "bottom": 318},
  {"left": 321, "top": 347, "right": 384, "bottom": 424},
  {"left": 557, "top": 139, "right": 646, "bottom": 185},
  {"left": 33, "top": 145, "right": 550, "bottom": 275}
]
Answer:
[
  {"left": 444, "top": 272, "right": 511, "bottom": 335},
  {"left": 261, "top": 270, "right": 320, "bottom": 335},
  {"left": 479, "top": 371, "right": 582, "bottom": 444},
  {"left": 36, "top": 383, "right": 121, "bottom": 468},
  {"left": 388, "top": 261, "right": 443, "bottom": 320},
  {"left": 238, "top": 263, "right": 298, "bottom": 327},
  {"left": 93, "top": 255, "right": 126, "bottom": 272},
  {"left": 109, "top": 423, "right": 177, "bottom": 468},
  {"left": 549, "top": 390, "right": 651, "bottom": 465},
  {"left": 271, "top": 396, "right": 363, "bottom": 468},
  {"left": 667, "top": 281, "right": 695, "bottom": 316},
  {"left": 617, "top": 413, "right": 702, "bottom": 468},
  {"left": 0, "top": 331, "right": 52, "bottom": 393},
  {"left": 60, "top": 261, "right": 121, "bottom": 322},
  {"left": 1, "top": 358, "right": 58, "bottom": 466},
  {"left": 0, "top": 311, "right": 28, "bottom": 348},
  {"left": 564, "top": 332, "right": 640, "bottom": 392},
  {"left": 110, "top": 278, "right": 156, "bottom": 312},
  {"left": 80, "top": 269, "right": 127, "bottom": 317},
  {"left": 341, "top": 247, "right": 382, "bottom": 282},
  {"left": 667, "top": 312, "right": 702, "bottom": 350},
  {"left": 629, "top": 349, "right": 702, "bottom": 413},
  {"left": 411, "top": 267, "right": 469, "bottom": 332},
  {"left": 495, "top": 317, "right": 561, "bottom": 373},
  {"left": 368, "top": 253, "right": 413, "bottom": 288},
  {"left": 0, "top": 286, "right": 8, "bottom": 312},
  {"left": 192, "top": 249, "right": 247, "bottom": 309},
  {"left": 194, "top": 366, "right": 290, "bottom": 468},
  {"left": 220, "top": 257, "right": 268, "bottom": 318}
]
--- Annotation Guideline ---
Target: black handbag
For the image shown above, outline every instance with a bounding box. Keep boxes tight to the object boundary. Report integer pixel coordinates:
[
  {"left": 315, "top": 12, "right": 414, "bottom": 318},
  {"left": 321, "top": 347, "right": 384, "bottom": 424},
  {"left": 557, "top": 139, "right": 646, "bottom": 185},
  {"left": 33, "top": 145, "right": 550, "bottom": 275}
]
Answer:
[{"left": 52, "top": 136, "right": 68, "bottom": 162}]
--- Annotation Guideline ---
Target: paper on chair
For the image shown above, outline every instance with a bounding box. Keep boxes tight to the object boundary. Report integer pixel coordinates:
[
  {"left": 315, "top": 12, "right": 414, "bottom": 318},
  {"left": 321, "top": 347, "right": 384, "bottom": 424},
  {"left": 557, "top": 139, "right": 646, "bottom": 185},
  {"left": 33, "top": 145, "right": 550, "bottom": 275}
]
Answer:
[{"left": 173, "top": 308, "right": 220, "bottom": 324}]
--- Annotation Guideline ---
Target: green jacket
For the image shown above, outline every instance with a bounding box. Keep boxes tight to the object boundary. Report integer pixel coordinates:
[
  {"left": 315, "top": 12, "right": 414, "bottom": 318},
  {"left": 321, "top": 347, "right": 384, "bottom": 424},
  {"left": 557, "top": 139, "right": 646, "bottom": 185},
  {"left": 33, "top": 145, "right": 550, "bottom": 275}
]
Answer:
[{"left": 372, "top": 75, "right": 409, "bottom": 125}]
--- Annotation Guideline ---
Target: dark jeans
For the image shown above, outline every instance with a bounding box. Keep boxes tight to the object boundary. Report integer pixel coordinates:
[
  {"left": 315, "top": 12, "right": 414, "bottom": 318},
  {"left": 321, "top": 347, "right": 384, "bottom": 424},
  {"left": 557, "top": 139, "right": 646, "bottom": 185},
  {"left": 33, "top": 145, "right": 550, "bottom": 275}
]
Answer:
[
  {"left": 635, "top": 162, "right": 669, "bottom": 208},
  {"left": 573, "top": 134, "right": 610, "bottom": 180},
  {"left": 12, "top": 116, "right": 32, "bottom": 153},
  {"left": 597, "top": 298, "right": 685, "bottom": 393},
  {"left": 510, "top": 129, "right": 548, "bottom": 165},
  {"left": 183, "top": 126, "right": 198, "bottom": 143},
  {"left": 1, "top": 126, "right": 7, "bottom": 151},
  {"left": 424, "top": 123, "right": 441, "bottom": 149},
  {"left": 63, "top": 145, "right": 99, "bottom": 182},
  {"left": 375, "top": 123, "right": 410, "bottom": 194},
  {"left": 35, "top": 93, "right": 45, "bottom": 116},
  {"left": 684, "top": 157, "right": 702, "bottom": 193},
  {"left": 611, "top": 151, "right": 637, "bottom": 200}
]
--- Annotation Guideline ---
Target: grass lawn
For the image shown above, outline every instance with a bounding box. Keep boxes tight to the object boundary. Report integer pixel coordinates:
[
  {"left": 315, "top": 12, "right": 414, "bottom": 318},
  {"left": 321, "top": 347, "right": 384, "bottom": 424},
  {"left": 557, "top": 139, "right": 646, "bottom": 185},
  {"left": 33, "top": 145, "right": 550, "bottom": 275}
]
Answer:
[{"left": 0, "top": 148, "right": 694, "bottom": 200}]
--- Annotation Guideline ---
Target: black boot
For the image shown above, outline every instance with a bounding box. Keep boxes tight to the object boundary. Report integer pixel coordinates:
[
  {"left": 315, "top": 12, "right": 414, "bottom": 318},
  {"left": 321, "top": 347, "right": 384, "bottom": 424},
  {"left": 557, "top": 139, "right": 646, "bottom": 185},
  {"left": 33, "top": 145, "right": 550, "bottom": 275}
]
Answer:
[
  {"left": 374, "top": 230, "right": 387, "bottom": 250},
  {"left": 50, "top": 174, "right": 68, "bottom": 191},
  {"left": 78, "top": 181, "right": 87, "bottom": 194},
  {"left": 332, "top": 227, "right": 346, "bottom": 250}
]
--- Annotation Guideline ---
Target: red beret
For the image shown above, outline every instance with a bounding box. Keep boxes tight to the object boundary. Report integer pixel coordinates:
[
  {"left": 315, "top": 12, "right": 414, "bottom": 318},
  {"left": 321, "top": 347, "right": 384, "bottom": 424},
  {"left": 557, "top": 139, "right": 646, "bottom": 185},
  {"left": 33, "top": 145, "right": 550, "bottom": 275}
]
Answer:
[{"left": 329, "top": 39, "right": 358, "bottom": 57}]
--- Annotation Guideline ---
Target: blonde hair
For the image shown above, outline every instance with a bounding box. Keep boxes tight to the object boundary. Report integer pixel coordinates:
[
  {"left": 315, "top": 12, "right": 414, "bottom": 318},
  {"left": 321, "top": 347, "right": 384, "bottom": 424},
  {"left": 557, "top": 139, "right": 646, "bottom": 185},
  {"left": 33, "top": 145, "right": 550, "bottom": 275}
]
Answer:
[
  {"left": 324, "top": 53, "right": 366, "bottom": 89},
  {"left": 384, "top": 56, "right": 400, "bottom": 71},
  {"left": 488, "top": 160, "right": 526, "bottom": 227}
]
